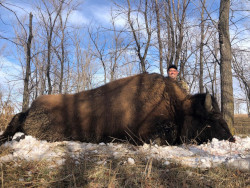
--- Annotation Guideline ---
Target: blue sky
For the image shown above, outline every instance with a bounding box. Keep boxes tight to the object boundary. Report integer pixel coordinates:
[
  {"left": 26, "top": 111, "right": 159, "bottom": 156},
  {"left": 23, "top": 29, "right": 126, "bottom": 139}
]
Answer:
[
  {"left": 0, "top": 0, "right": 249, "bottom": 112},
  {"left": 0, "top": 1, "right": 112, "bottom": 84},
  {"left": 0, "top": 0, "right": 113, "bottom": 28},
  {"left": 0, "top": 0, "right": 130, "bottom": 107}
]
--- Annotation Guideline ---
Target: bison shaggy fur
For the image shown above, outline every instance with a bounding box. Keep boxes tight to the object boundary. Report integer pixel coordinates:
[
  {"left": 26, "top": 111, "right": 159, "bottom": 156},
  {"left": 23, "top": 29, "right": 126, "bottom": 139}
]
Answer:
[{"left": 0, "top": 73, "right": 235, "bottom": 145}]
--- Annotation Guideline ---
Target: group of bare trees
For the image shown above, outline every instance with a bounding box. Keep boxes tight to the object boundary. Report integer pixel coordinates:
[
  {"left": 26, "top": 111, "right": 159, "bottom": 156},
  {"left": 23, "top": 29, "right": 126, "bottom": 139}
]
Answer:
[{"left": 0, "top": 0, "right": 249, "bottom": 128}]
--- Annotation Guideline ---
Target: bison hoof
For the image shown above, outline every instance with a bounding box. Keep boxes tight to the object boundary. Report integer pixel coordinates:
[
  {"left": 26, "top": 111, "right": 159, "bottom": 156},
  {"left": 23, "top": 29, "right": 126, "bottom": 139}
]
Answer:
[{"left": 229, "top": 137, "right": 236, "bottom": 143}]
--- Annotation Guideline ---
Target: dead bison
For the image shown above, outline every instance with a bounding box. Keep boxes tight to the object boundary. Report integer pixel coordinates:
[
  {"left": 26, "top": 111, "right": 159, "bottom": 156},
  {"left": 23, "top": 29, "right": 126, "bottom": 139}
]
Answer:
[{"left": 0, "top": 73, "right": 234, "bottom": 145}]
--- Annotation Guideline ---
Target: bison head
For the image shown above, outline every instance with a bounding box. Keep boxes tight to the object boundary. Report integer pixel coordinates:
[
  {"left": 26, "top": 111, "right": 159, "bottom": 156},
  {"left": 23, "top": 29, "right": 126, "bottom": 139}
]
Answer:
[{"left": 180, "top": 93, "right": 235, "bottom": 144}]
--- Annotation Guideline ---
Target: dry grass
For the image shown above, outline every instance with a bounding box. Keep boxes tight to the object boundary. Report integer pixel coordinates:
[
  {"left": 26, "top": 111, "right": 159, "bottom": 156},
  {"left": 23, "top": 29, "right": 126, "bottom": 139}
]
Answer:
[
  {"left": 234, "top": 115, "right": 250, "bottom": 135},
  {"left": 0, "top": 105, "right": 14, "bottom": 132},
  {"left": 0, "top": 152, "right": 249, "bottom": 188},
  {"left": 234, "top": 114, "right": 249, "bottom": 118},
  {"left": 0, "top": 111, "right": 249, "bottom": 187}
]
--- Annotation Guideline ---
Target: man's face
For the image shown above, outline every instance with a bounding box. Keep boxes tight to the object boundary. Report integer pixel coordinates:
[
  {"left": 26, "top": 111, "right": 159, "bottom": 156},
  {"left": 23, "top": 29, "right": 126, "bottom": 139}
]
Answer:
[{"left": 168, "top": 68, "right": 178, "bottom": 80}]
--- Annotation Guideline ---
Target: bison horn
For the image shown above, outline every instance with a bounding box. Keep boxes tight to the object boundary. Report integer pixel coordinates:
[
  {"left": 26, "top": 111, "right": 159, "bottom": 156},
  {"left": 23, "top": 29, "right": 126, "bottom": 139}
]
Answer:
[{"left": 205, "top": 93, "right": 212, "bottom": 112}]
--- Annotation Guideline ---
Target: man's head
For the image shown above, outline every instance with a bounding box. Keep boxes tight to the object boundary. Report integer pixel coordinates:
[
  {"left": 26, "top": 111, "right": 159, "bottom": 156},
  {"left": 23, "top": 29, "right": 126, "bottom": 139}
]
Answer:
[{"left": 167, "top": 65, "right": 178, "bottom": 80}]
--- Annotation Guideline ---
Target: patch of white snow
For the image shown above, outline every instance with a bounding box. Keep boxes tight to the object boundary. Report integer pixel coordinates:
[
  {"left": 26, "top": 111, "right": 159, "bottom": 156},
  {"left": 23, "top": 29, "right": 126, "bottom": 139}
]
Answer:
[{"left": 0, "top": 133, "right": 249, "bottom": 171}]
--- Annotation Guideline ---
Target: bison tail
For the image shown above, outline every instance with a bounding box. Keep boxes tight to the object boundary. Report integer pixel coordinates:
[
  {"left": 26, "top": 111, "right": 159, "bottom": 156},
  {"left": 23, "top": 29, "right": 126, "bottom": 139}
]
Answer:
[{"left": 0, "top": 111, "right": 27, "bottom": 145}]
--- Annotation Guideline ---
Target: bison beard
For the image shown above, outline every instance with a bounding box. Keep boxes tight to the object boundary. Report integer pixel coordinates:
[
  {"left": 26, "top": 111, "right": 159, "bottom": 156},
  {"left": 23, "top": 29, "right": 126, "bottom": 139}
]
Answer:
[{"left": 0, "top": 73, "right": 235, "bottom": 145}]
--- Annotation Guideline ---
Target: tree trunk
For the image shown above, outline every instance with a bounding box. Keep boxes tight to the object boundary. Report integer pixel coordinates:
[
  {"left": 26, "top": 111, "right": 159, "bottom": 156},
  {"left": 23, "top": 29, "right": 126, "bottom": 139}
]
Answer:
[
  {"left": 22, "top": 12, "right": 33, "bottom": 112},
  {"left": 212, "top": 36, "right": 218, "bottom": 97},
  {"left": 218, "top": 0, "right": 235, "bottom": 134},
  {"left": 199, "top": 0, "right": 206, "bottom": 93},
  {"left": 172, "top": 0, "right": 189, "bottom": 67},
  {"left": 59, "top": 14, "right": 65, "bottom": 94},
  {"left": 41, "top": 0, "right": 63, "bottom": 94},
  {"left": 47, "top": 37, "right": 52, "bottom": 94},
  {"left": 155, "top": 0, "right": 163, "bottom": 75},
  {"left": 164, "top": 0, "right": 175, "bottom": 67},
  {"left": 127, "top": 0, "right": 151, "bottom": 73}
]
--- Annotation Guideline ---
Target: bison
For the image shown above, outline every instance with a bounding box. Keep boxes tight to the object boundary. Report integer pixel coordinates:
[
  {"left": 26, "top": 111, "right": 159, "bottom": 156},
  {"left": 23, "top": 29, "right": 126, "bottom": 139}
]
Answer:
[{"left": 0, "top": 73, "right": 234, "bottom": 145}]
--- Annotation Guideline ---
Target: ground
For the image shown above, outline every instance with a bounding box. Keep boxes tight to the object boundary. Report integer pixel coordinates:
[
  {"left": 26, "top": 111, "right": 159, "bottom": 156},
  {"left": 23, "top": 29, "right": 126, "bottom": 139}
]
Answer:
[{"left": 0, "top": 115, "right": 249, "bottom": 187}]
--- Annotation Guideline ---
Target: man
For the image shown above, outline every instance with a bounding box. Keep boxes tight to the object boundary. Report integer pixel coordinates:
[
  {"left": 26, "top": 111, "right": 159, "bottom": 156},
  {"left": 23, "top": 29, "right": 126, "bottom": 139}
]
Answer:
[
  {"left": 167, "top": 64, "right": 179, "bottom": 80},
  {"left": 167, "top": 64, "right": 189, "bottom": 94}
]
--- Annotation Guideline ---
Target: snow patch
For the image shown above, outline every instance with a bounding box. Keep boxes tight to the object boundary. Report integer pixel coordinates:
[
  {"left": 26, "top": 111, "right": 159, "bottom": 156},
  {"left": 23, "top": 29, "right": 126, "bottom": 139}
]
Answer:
[{"left": 0, "top": 133, "right": 249, "bottom": 171}]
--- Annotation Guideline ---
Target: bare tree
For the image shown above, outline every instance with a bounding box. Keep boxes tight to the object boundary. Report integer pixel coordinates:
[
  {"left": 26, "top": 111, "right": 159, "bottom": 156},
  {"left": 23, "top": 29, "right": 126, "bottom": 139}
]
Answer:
[
  {"left": 164, "top": 0, "right": 175, "bottom": 68},
  {"left": 199, "top": 0, "right": 206, "bottom": 93},
  {"left": 32, "top": 41, "right": 46, "bottom": 98},
  {"left": 173, "top": 0, "right": 190, "bottom": 69},
  {"left": 0, "top": 2, "right": 34, "bottom": 111},
  {"left": 54, "top": 12, "right": 66, "bottom": 94},
  {"left": 232, "top": 51, "right": 250, "bottom": 116},
  {"left": 88, "top": 26, "right": 108, "bottom": 84},
  {"left": 162, "top": 0, "right": 190, "bottom": 76},
  {"left": 218, "top": 0, "right": 235, "bottom": 133},
  {"left": 1, "top": 0, "right": 249, "bottom": 117},
  {"left": 37, "top": 0, "right": 64, "bottom": 94},
  {"left": 0, "top": 1, "right": 26, "bottom": 45},
  {"left": 107, "top": 9, "right": 131, "bottom": 81},
  {"left": 211, "top": 36, "right": 219, "bottom": 97},
  {"left": 72, "top": 29, "right": 95, "bottom": 92},
  {"left": 22, "top": 12, "right": 33, "bottom": 112},
  {"left": 126, "top": 0, "right": 152, "bottom": 73},
  {"left": 154, "top": 0, "right": 163, "bottom": 75}
]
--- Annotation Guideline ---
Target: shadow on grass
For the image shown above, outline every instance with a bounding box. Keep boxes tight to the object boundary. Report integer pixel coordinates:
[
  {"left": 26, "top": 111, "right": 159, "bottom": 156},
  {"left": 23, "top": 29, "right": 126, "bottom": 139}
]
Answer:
[
  {"left": 50, "top": 151, "right": 250, "bottom": 188},
  {"left": 0, "top": 144, "right": 249, "bottom": 187}
]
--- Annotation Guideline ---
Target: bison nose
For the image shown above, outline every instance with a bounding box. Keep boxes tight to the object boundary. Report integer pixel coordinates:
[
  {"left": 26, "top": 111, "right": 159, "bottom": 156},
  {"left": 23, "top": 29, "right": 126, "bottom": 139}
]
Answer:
[{"left": 229, "top": 136, "right": 235, "bottom": 143}]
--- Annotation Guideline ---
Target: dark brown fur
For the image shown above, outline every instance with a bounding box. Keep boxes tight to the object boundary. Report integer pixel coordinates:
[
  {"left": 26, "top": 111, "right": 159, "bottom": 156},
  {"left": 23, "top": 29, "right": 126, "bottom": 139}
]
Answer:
[{"left": 0, "top": 73, "right": 234, "bottom": 145}]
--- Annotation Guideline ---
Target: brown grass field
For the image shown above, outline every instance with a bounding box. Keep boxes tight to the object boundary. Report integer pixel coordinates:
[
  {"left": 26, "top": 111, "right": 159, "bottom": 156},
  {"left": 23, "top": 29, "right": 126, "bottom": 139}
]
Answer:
[
  {"left": 0, "top": 114, "right": 249, "bottom": 187},
  {"left": 234, "top": 115, "right": 250, "bottom": 136}
]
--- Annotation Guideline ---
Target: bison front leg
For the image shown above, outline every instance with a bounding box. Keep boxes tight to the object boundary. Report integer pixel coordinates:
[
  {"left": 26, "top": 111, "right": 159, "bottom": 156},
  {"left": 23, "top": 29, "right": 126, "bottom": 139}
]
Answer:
[
  {"left": 137, "top": 118, "right": 178, "bottom": 146},
  {"left": 151, "top": 120, "right": 178, "bottom": 145}
]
